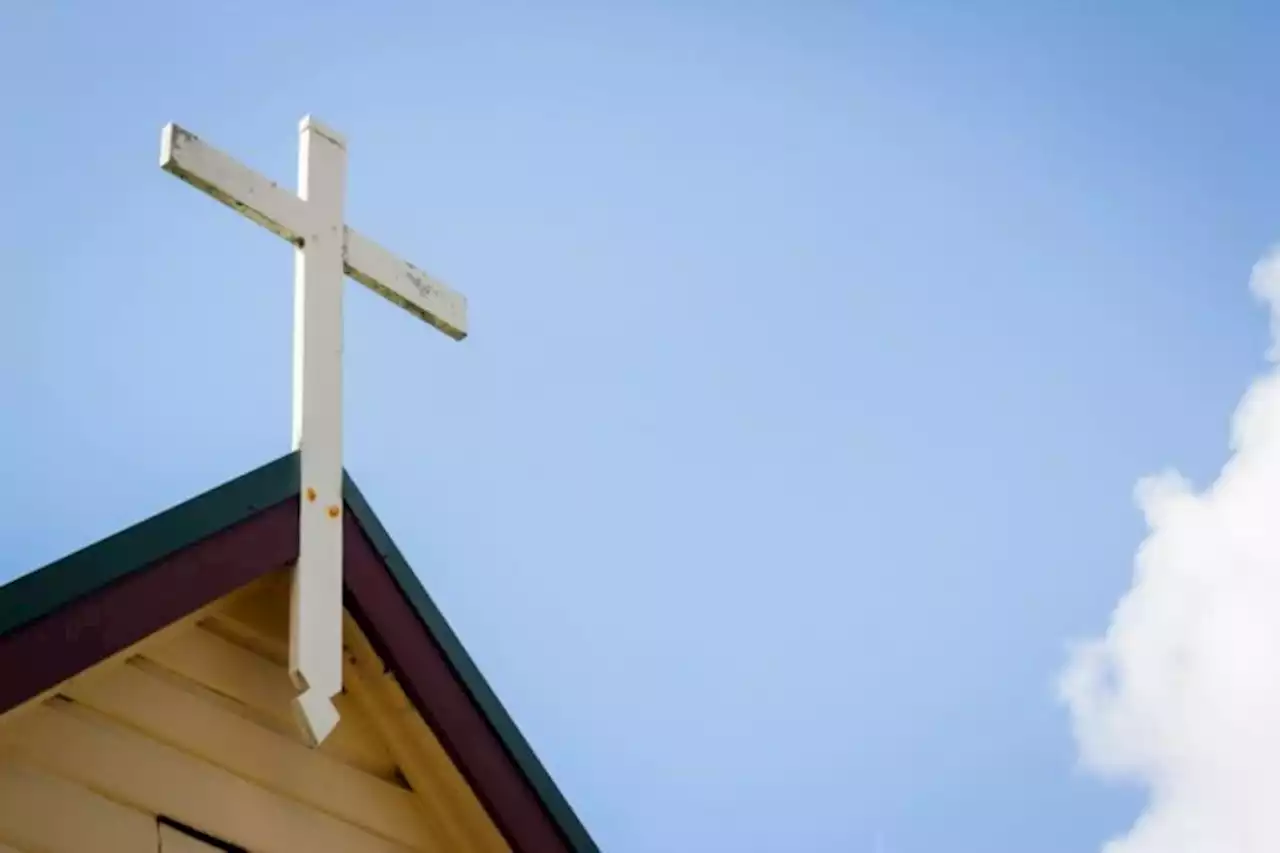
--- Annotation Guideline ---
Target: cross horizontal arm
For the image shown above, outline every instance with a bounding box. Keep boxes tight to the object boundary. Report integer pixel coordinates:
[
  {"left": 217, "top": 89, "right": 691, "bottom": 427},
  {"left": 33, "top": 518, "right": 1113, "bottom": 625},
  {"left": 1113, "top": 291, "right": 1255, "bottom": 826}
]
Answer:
[
  {"left": 161, "top": 122, "right": 467, "bottom": 341},
  {"left": 160, "top": 123, "right": 311, "bottom": 245},
  {"left": 160, "top": 119, "right": 471, "bottom": 343},
  {"left": 344, "top": 229, "right": 468, "bottom": 340}
]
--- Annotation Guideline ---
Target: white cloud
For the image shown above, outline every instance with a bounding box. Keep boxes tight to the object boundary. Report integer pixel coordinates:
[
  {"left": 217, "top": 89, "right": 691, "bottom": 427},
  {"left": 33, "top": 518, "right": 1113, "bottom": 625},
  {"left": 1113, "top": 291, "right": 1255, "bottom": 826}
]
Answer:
[{"left": 1060, "top": 246, "right": 1280, "bottom": 853}]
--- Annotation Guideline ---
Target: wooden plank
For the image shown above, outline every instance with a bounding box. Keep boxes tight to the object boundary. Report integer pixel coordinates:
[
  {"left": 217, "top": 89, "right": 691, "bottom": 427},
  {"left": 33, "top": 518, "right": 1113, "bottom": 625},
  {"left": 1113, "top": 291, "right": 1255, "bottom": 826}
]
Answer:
[
  {"left": 289, "top": 115, "right": 348, "bottom": 748},
  {"left": 145, "top": 624, "right": 297, "bottom": 724},
  {"left": 204, "top": 568, "right": 291, "bottom": 664},
  {"left": 67, "top": 662, "right": 437, "bottom": 850},
  {"left": 204, "top": 571, "right": 403, "bottom": 780},
  {"left": 344, "top": 228, "right": 468, "bottom": 340},
  {"left": 344, "top": 615, "right": 510, "bottom": 853},
  {"left": 144, "top": 619, "right": 399, "bottom": 779},
  {"left": 161, "top": 123, "right": 310, "bottom": 245},
  {"left": 202, "top": 610, "right": 287, "bottom": 664},
  {"left": 0, "top": 761, "right": 155, "bottom": 853},
  {"left": 1, "top": 700, "right": 426, "bottom": 853}
]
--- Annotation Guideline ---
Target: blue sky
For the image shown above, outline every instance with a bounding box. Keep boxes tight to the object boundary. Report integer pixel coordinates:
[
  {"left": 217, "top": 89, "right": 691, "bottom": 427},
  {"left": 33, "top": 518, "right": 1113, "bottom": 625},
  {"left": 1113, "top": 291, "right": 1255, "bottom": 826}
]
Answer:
[{"left": 4, "top": 3, "right": 1280, "bottom": 851}]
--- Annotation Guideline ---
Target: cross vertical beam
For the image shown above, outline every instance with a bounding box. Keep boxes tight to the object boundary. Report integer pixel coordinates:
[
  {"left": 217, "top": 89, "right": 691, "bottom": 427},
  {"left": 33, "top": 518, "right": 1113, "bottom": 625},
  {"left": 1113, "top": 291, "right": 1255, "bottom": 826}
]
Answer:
[{"left": 289, "top": 118, "right": 347, "bottom": 745}]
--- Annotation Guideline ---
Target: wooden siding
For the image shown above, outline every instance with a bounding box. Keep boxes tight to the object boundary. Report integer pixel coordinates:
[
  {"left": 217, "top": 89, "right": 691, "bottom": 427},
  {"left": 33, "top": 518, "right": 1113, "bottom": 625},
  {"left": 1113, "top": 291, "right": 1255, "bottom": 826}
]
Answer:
[{"left": 0, "top": 571, "right": 509, "bottom": 853}]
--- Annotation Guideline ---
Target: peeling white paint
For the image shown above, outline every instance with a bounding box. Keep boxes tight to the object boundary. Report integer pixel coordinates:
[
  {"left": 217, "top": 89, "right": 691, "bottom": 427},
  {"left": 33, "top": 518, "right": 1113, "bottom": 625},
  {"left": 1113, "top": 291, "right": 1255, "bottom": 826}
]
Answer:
[{"left": 158, "top": 117, "right": 469, "bottom": 747}]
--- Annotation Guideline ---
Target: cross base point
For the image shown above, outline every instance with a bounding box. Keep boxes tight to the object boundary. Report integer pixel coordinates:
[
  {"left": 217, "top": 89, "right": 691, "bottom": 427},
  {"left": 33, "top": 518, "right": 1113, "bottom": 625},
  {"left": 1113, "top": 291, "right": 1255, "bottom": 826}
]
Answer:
[{"left": 292, "top": 688, "right": 341, "bottom": 747}]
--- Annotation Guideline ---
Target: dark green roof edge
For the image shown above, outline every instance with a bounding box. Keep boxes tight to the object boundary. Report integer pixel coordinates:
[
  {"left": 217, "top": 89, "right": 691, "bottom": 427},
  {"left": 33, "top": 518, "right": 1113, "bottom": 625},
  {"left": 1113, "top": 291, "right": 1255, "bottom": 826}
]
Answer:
[
  {"left": 342, "top": 470, "right": 602, "bottom": 853},
  {"left": 0, "top": 453, "right": 301, "bottom": 638},
  {"left": 0, "top": 454, "right": 598, "bottom": 852}
]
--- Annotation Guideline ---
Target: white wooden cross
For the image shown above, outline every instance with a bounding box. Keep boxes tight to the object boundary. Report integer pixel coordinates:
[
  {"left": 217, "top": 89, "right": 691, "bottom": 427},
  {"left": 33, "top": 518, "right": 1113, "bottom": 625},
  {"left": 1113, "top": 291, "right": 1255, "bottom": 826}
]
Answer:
[{"left": 159, "top": 117, "right": 467, "bottom": 746}]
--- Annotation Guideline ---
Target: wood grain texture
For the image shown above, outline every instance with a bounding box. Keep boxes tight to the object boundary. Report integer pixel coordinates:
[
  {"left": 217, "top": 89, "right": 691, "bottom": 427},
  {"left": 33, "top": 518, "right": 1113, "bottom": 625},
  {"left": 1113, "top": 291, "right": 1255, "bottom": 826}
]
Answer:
[
  {"left": 1, "top": 700, "right": 424, "bottom": 853},
  {"left": 0, "top": 761, "right": 155, "bottom": 853},
  {"left": 206, "top": 571, "right": 507, "bottom": 851},
  {"left": 67, "top": 661, "right": 432, "bottom": 849},
  {"left": 198, "top": 577, "right": 403, "bottom": 781}
]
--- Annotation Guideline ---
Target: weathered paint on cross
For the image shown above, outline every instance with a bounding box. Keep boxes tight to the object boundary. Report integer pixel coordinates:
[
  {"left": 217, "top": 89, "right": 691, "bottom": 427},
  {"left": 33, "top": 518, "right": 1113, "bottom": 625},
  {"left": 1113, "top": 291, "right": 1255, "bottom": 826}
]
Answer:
[
  {"left": 158, "top": 117, "right": 468, "bottom": 746},
  {"left": 288, "top": 117, "right": 346, "bottom": 748}
]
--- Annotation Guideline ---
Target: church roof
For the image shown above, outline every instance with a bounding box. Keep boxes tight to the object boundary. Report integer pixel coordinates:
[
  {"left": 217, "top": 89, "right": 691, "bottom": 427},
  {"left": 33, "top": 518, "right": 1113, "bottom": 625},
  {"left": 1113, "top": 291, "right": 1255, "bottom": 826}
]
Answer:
[{"left": 0, "top": 454, "right": 599, "bottom": 853}]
